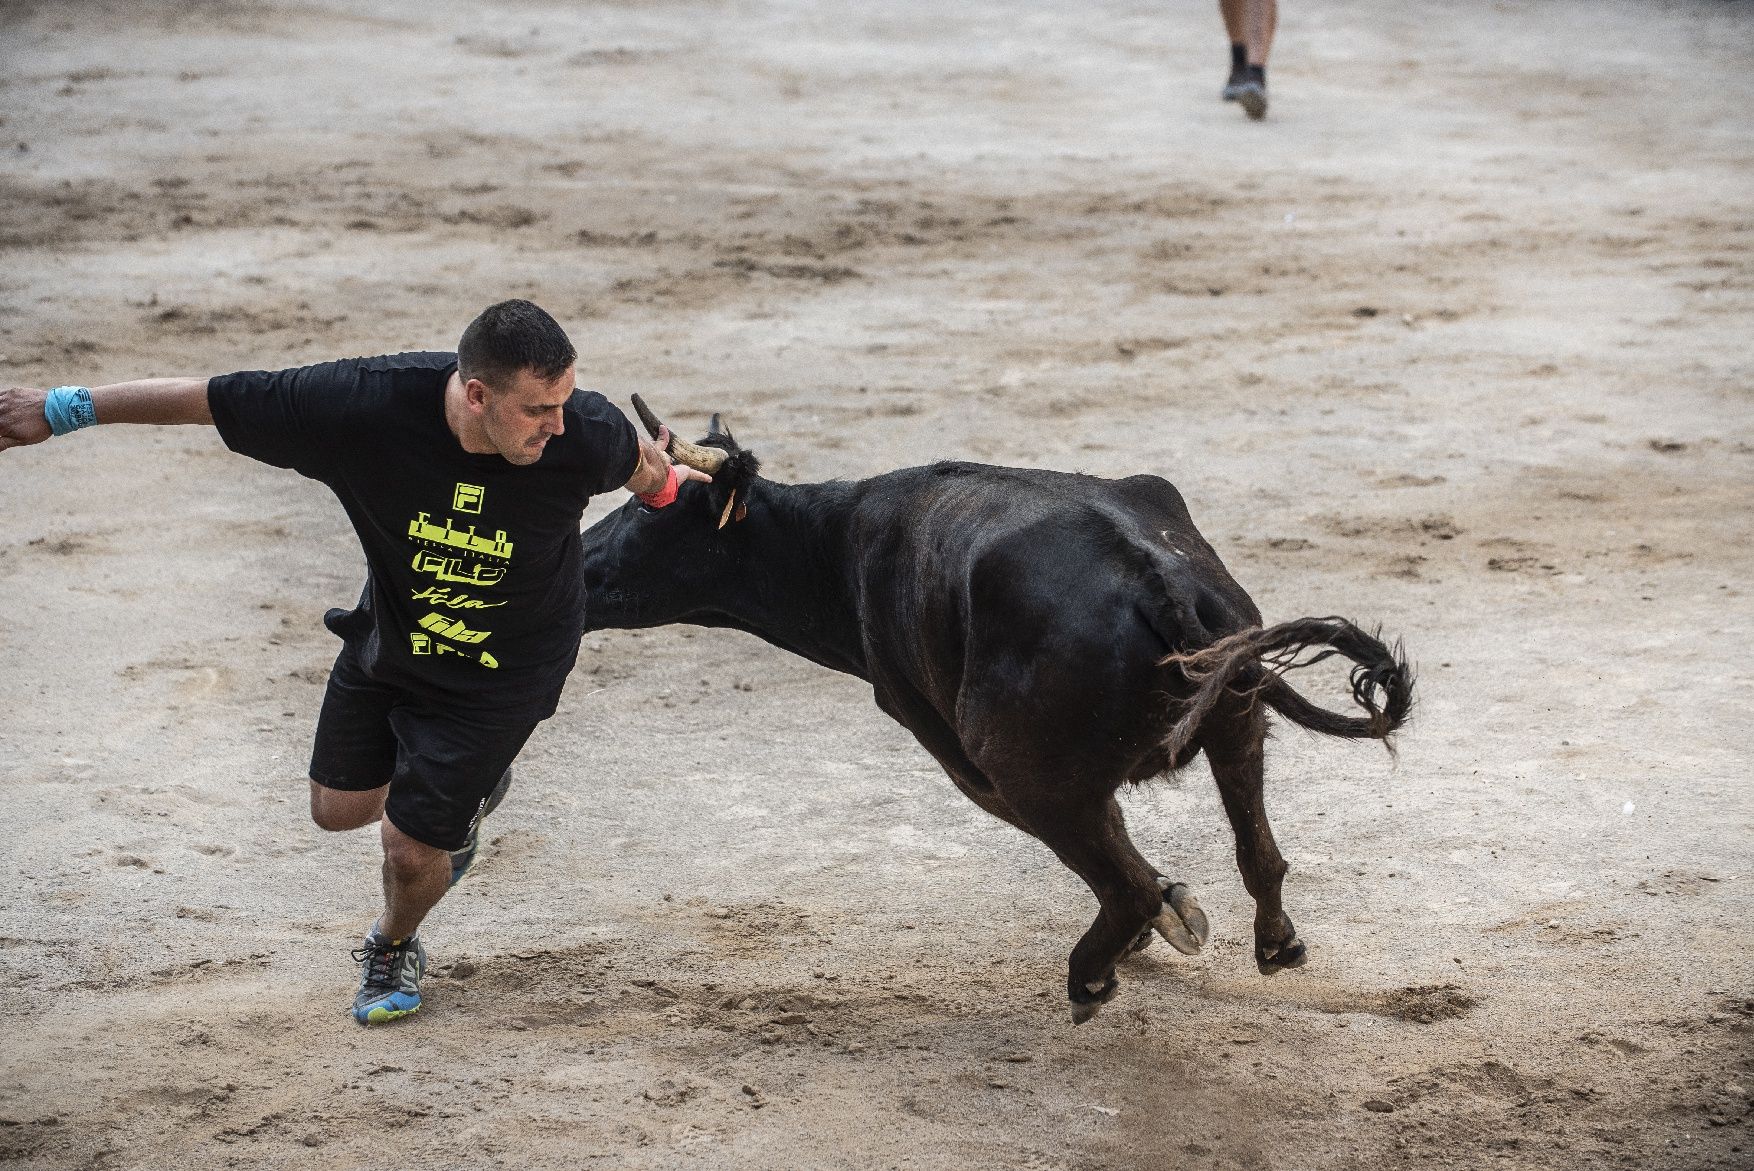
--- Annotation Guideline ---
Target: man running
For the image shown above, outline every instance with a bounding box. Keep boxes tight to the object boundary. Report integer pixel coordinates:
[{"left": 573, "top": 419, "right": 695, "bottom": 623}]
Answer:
[{"left": 0, "top": 299, "right": 709, "bottom": 1024}]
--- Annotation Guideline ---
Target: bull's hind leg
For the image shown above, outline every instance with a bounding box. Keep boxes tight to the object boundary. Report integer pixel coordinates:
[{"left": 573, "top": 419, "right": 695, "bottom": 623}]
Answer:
[
  {"left": 1006, "top": 789, "right": 1168, "bottom": 1023},
  {"left": 1203, "top": 703, "right": 1305, "bottom": 973},
  {"left": 1131, "top": 872, "right": 1212, "bottom": 956},
  {"left": 879, "top": 680, "right": 1198, "bottom": 1016},
  {"left": 1114, "top": 745, "right": 1213, "bottom": 957}
]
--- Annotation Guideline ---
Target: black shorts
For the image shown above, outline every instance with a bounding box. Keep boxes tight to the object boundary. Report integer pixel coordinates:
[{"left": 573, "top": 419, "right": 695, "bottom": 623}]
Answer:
[{"left": 309, "top": 644, "right": 539, "bottom": 851}]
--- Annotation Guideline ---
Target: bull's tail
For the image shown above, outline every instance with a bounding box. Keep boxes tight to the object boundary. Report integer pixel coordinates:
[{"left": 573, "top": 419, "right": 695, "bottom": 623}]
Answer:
[{"left": 1158, "top": 617, "right": 1413, "bottom": 762}]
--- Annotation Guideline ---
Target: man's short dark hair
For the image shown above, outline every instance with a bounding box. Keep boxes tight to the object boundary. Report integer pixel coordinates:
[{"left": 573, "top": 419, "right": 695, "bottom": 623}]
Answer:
[{"left": 457, "top": 299, "right": 576, "bottom": 389}]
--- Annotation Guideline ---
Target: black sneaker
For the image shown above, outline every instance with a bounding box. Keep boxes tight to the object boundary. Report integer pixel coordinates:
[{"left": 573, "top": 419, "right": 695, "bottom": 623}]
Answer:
[
  {"left": 1235, "top": 80, "right": 1268, "bottom": 120},
  {"left": 448, "top": 767, "right": 513, "bottom": 887},
  {"left": 1222, "top": 70, "right": 1248, "bottom": 101},
  {"left": 350, "top": 931, "right": 426, "bottom": 1025}
]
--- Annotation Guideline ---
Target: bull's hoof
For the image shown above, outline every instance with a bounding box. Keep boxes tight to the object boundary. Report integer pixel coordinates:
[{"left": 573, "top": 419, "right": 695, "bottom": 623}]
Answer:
[
  {"left": 1152, "top": 879, "right": 1211, "bottom": 955},
  {"left": 1128, "top": 925, "right": 1156, "bottom": 954},
  {"left": 1254, "top": 936, "right": 1307, "bottom": 975},
  {"left": 1153, "top": 911, "right": 1202, "bottom": 955},
  {"left": 1068, "top": 976, "right": 1119, "bottom": 1025}
]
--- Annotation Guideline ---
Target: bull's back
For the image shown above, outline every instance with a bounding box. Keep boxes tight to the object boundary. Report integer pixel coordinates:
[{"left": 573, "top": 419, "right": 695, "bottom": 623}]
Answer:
[{"left": 845, "top": 464, "right": 1257, "bottom": 753}]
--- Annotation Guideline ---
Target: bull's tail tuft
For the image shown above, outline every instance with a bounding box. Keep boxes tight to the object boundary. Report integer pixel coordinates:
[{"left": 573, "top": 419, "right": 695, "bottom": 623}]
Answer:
[{"left": 1157, "top": 617, "right": 1414, "bottom": 762}]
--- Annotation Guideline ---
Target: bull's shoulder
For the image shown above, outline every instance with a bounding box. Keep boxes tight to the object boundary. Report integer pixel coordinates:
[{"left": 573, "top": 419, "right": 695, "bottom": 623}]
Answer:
[{"left": 851, "top": 462, "right": 1051, "bottom": 525}]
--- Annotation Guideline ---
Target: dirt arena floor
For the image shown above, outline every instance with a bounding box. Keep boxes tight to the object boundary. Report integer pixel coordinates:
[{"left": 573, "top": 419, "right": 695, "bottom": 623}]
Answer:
[{"left": 2, "top": 1, "right": 1750, "bottom": 1167}]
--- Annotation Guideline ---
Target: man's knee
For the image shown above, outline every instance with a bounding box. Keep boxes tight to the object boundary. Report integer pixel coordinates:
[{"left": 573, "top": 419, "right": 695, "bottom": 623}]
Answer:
[
  {"left": 309, "top": 780, "right": 387, "bottom": 832},
  {"left": 379, "top": 817, "right": 448, "bottom": 876}
]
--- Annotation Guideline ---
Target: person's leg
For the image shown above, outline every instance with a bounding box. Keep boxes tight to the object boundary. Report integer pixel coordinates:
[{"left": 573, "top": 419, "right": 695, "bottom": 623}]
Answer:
[
  {"left": 346, "top": 815, "right": 456, "bottom": 1026},
  {"left": 308, "top": 643, "right": 399, "bottom": 828},
  {"left": 310, "top": 781, "right": 387, "bottom": 829},
  {"left": 1219, "top": 0, "right": 1249, "bottom": 99},
  {"left": 377, "top": 817, "right": 451, "bottom": 940},
  {"left": 1247, "top": 0, "right": 1277, "bottom": 67},
  {"left": 1219, "top": 0, "right": 1247, "bottom": 44},
  {"left": 347, "top": 706, "right": 538, "bottom": 1024},
  {"left": 304, "top": 649, "right": 436, "bottom": 1024},
  {"left": 1234, "top": 0, "right": 1275, "bottom": 119},
  {"left": 376, "top": 707, "right": 535, "bottom": 916},
  {"left": 445, "top": 766, "right": 514, "bottom": 887}
]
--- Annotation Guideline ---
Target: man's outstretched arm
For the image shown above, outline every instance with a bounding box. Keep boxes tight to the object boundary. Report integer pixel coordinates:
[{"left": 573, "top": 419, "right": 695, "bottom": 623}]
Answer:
[{"left": 0, "top": 378, "right": 214, "bottom": 452}]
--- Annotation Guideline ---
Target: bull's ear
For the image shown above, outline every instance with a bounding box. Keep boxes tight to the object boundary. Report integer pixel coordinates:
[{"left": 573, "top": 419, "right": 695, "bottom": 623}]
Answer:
[{"left": 708, "top": 413, "right": 724, "bottom": 437}]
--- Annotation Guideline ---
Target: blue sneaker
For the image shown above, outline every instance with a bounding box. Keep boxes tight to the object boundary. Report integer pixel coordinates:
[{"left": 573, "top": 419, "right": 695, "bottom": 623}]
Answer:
[
  {"left": 448, "top": 767, "right": 513, "bottom": 887},
  {"left": 350, "top": 931, "right": 425, "bottom": 1025}
]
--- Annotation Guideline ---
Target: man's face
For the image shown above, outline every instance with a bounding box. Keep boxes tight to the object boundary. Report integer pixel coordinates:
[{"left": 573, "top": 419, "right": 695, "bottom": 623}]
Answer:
[{"left": 473, "top": 364, "right": 573, "bottom": 466}]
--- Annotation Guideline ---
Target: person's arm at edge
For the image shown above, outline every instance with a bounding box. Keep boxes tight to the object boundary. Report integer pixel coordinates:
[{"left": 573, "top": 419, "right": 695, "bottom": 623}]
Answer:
[{"left": 0, "top": 378, "right": 213, "bottom": 452}]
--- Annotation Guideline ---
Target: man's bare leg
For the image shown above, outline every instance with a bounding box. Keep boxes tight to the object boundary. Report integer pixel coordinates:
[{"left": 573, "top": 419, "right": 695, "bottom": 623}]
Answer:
[
  {"left": 308, "top": 780, "right": 449, "bottom": 939},
  {"left": 1220, "top": 0, "right": 1248, "bottom": 46},
  {"left": 309, "top": 779, "right": 449, "bottom": 1023},
  {"left": 1250, "top": 0, "right": 1278, "bottom": 68},
  {"left": 309, "top": 779, "right": 386, "bottom": 831},
  {"left": 1220, "top": 0, "right": 1249, "bottom": 97},
  {"left": 1219, "top": 0, "right": 1275, "bottom": 118},
  {"left": 376, "top": 820, "right": 450, "bottom": 940}
]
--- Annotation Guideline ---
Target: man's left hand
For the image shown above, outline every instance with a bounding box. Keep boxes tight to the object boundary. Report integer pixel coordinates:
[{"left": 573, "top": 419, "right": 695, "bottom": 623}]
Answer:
[{"left": 627, "top": 425, "right": 713, "bottom": 496}]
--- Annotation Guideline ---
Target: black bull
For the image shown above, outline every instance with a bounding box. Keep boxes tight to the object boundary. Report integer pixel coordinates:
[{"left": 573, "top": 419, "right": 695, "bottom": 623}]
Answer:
[{"left": 580, "top": 404, "right": 1413, "bottom": 1022}]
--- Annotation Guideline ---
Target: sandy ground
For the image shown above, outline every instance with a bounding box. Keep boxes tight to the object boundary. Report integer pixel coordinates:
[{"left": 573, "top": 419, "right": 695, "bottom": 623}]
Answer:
[{"left": 2, "top": 0, "right": 1751, "bottom": 1167}]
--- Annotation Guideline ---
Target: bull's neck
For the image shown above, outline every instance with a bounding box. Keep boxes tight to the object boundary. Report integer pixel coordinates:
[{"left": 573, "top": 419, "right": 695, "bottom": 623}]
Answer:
[{"left": 731, "top": 478, "right": 868, "bottom": 680}]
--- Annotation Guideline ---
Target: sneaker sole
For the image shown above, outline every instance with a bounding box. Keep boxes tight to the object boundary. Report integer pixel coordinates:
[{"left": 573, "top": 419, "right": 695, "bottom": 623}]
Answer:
[
  {"left": 353, "top": 983, "right": 423, "bottom": 1024},
  {"left": 359, "top": 1003, "right": 420, "bottom": 1025},
  {"left": 1240, "top": 89, "right": 1267, "bottom": 120}
]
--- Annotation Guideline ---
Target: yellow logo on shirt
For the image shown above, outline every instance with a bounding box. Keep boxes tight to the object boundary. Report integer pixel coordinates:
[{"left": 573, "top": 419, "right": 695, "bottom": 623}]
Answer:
[
  {"left": 404, "top": 482, "right": 510, "bottom": 669},
  {"left": 407, "top": 512, "right": 513, "bottom": 559}
]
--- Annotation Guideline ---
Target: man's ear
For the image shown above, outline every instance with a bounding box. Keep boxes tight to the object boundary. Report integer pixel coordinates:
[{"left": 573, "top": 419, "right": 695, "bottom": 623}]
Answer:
[{"left": 464, "top": 378, "right": 492, "bottom": 410}]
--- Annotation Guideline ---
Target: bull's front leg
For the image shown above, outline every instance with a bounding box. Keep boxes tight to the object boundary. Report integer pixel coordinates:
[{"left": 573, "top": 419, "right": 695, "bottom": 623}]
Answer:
[{"left": 1203, "top": 708, "right": 1305, "bottom": 973}]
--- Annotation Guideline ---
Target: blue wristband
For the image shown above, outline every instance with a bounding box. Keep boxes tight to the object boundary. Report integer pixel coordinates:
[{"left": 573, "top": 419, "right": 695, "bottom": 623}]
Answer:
[{"left": 45, "top": 386, "right": 97, "bottom": 436}]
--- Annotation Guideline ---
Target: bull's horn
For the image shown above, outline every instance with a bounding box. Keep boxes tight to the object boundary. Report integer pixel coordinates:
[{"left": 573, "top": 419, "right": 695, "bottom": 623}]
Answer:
[
  {"left": 631, "top": 393, "right": 727, "bottom": 474},
  {"left": 668, "top": 436, "right": 729, "bottom": 476},
  {"left": 630, "top": 393, "right": 665, "bottom": 439}
]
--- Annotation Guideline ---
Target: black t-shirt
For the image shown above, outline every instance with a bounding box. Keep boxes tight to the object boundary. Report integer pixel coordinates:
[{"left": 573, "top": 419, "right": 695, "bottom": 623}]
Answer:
[{"left": 208, "top": 352, "right": 639, "bottom": 718}]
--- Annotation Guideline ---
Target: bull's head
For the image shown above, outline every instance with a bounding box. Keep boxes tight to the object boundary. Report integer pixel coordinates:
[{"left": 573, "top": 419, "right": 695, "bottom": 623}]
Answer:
[
  {"left": 580, "top": 398, "right": 766, "bottom": 632},
  {"left": 631, "top": 394, "right": 761, "bottom": 529}
]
